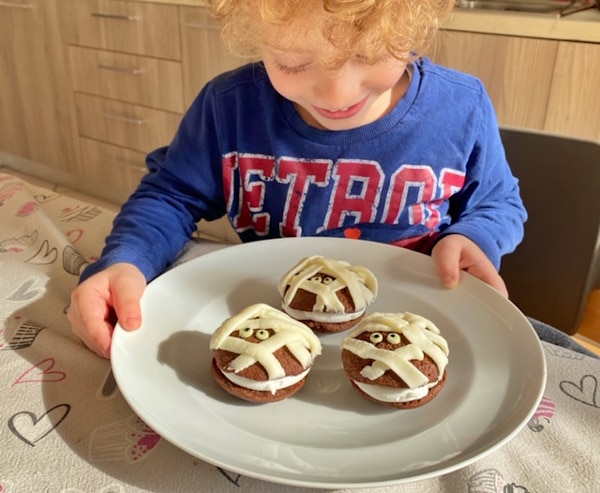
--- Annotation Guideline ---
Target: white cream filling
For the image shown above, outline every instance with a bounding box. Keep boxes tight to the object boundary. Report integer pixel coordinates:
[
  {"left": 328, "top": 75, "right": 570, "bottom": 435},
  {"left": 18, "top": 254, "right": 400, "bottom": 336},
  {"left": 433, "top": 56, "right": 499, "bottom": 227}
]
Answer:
[
  {"left": 221, "top": 368, "right": 310, "bottom": 395},
  {"left": 353, "top": 380, "right": 438, "bottom": 403},
  {"left": 282, "top": 305, "right": 365, "bottom": 323}
]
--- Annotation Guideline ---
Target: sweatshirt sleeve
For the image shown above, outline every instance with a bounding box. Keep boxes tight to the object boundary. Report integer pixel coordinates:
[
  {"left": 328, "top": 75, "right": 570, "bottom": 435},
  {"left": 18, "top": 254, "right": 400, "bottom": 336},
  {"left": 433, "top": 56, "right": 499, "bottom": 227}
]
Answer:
[
  {"left": 437, "top": 93, "right": 527, "bottom": 269},
  {"left": 79, "top": 84, "right": 227, "bottom": 283}
]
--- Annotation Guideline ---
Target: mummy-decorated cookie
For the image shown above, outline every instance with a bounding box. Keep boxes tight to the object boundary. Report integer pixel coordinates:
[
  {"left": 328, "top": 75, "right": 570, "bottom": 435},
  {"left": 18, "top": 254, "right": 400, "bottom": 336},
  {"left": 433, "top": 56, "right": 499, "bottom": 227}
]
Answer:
[
  {"left": 278, "top": 256, "right": 378, "bottom": 333},
  {"left": 341, "top": 312, "right": 449, "bottom": 409},
  {"left": 209, "top": 303, "right": 322, "bottom": 403}
]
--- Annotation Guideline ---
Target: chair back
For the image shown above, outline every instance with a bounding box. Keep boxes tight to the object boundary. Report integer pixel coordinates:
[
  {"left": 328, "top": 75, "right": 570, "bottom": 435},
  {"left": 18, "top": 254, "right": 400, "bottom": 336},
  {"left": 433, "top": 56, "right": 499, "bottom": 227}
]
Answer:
[{"left": 499, "top": 127, "right": 600, "bottom": 334}]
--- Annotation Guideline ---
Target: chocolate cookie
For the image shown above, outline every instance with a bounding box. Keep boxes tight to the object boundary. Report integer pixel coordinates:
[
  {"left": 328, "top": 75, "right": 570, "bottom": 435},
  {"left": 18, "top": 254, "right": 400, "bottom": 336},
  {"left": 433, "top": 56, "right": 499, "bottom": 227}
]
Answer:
[
  {"left": 209, "top": 303, "right": 322, "bottom": 403},
  {"left": 341, "top": 312, "right": 449, "bottom": 409},
  {"left": 278, "top": 256, "right": 378, "bottom": 333}
]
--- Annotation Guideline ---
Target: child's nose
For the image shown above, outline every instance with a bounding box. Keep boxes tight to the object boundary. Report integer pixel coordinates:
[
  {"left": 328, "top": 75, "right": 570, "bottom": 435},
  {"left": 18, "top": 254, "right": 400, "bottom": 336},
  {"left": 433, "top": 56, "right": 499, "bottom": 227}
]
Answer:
[{"left": 315, "top": 69, "right": 360, "bottom": 109}]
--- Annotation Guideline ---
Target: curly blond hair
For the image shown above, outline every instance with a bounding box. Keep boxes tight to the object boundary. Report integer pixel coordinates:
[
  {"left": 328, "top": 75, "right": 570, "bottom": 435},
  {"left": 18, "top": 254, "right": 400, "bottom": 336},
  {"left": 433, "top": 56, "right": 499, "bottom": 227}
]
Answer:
[{"left": 208, "top": 0, "right": 454, "bottom": 67}]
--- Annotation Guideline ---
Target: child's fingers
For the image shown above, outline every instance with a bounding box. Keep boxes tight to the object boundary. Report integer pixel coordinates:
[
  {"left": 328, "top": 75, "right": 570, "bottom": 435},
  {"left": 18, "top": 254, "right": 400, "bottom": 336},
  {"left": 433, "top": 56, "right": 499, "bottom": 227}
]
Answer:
[
  {"left": 68, "top": 293, "right": 114, "bottom": 359},
  {"left": 83, "top": 320, "right": 114, "bottom": 359},
  {"left": 110, "top": 273, "right": 146, "bottom": 331},
  {"left": 431, "top": 235, "right": 508, "bottom": 297},
  {"left": 464, "top": 263, "right": 509, "bottom": 297},
  {"left": 431, "top": 239, "right": 460, "bottom": 289}
]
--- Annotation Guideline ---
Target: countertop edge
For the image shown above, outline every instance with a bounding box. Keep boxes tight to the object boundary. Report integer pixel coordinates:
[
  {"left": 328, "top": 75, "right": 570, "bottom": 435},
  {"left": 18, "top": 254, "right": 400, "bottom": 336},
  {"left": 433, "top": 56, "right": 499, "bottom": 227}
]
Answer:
[
  {"left": 106, "top": 1, "right": 600, "bottom": 44},
  {"left": 443, "top": 9, "right": 600, "bottom": 43}
]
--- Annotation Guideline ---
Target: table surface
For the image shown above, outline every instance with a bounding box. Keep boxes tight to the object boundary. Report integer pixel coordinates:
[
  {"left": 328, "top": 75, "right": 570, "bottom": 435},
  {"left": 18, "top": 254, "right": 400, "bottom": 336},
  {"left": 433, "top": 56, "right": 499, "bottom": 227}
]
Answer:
[{"left": 1, "top": 171, "right": 600, "bottom": 492}]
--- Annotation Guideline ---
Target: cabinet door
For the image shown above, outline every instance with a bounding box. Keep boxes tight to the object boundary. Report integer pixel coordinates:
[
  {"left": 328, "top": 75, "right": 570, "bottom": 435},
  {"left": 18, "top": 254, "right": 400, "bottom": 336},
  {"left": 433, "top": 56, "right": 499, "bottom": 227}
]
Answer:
[
  {"left": 545, "top": 41, "right": 600, "bottom": 141},
  {"left": 75, "top": 93, "right": 181, "bottom": 153},
  {"left": 433, "top": 31, "right": 558, "bottom": 130},
  {"left": 69, "top": 46, "right": 185, "bottom": 113},
  {"left": 61, "top": 0, "right": 181, "bottom": 60},
  {"left": 77, "top": 137, "right": 147, "bottom": 193},
  {"left": 180, "top": 6, "right": 246, "bottom": 107},
  {"left": 0, "top": 0, "right": 79, "bottom": 171}
]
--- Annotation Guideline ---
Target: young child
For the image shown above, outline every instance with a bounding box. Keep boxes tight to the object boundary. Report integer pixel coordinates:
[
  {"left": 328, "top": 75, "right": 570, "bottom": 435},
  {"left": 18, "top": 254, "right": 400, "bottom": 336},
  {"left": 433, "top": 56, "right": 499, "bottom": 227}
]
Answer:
[{"left": 68, "top": 0, "right": 527, "bottom": 358}]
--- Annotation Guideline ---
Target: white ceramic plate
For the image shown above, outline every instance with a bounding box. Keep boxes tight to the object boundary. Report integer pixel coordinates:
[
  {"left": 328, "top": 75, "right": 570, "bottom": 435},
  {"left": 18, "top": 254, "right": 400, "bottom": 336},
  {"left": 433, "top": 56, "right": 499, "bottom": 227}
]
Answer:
[{"left": 111, "top": 237, "right": 546, "bottom": 489}]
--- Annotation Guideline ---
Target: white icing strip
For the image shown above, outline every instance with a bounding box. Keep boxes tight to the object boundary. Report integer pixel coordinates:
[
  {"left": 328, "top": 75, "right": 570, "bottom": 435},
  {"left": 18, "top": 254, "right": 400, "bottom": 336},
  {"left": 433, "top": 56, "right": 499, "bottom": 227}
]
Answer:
[
  {"left": 281, "top": 305, "right": 365, "bottom": 323},
  {"left": 220, "top": 336, "right": 286, "bottom": 378},
  {"left": 278, "top": 256, "right": 377, "bottom": 315},
  {"left": 220, "top": 367, "right": 310, "bottom": 395},
  {"left": 345, "top": 338, "right": 429, "bottom": 388},
  {"left": 286, "top": 340, "right": 316, "bottom": 369},
  {"left": 341, "top": 312, "right": 449, "bottom": 390},
  {"left": 210, "top": 303, "right": 322, "bottom": 380}
]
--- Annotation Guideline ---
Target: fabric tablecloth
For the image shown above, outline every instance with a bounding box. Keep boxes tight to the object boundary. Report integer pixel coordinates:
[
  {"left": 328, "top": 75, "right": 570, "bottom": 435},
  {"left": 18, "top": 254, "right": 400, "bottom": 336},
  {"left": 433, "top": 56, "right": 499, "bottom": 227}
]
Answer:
[{"left": 1, "top": 171, "right": 600, "bottom": 493}]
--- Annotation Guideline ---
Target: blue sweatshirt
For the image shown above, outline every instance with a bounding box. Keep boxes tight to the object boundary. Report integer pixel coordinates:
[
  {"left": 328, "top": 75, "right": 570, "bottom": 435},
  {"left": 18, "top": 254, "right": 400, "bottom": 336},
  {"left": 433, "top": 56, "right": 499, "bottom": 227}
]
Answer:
[{"left": 81, "top": 58, "right": 526, "bottom": 282}]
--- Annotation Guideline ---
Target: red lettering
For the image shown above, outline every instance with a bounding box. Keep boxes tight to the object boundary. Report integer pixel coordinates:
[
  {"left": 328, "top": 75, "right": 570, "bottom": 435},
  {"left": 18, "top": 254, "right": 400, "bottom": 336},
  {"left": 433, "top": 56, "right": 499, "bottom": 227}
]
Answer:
[
  {"left": 440, "top": 168, "right": 466, "bottom": 197},
  {"left": 324, "top": 160, "right": 383, "bottom": 229},
  {"left": 383, "top": 165, "right": 436, "bottom": 225},
  {"left": 277, "top": 158, "right": 331, "bottom": 236},
  {"left": 222, "top": 152, "right": 236, "bottom": 212},
  {"left": 224, "top": 151, "right": 465, "bottom": 238},
  {"left": 233, "top": 154, "right": 275, "bottom": 235}
]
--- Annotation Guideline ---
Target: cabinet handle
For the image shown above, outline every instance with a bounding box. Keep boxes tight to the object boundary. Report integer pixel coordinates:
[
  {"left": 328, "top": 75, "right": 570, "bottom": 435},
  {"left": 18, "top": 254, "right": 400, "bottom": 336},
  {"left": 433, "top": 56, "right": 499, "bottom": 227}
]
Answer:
[
  {"left": 183, "top": 22, "right": 221, "bottom": 31},
  {"left": 91, "top": 12, "right": 139, "bottom": 21},
  {"left": 0, "top": 1, "right": 35, "bottom": 8},
  {"left": 97, "top": 64, "right": 144, "bottom": 75},
  {"left": 103, "top": 113, "right": 145, "bottom": 126}
]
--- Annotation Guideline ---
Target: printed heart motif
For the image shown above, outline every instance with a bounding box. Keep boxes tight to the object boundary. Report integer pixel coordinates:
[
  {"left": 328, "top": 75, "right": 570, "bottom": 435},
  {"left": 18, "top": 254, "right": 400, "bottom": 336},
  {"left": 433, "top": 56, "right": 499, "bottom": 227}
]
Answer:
[
  {"left": 560, "top": 374, "right": 599, "bottom": 408},
  {"left": 218, "top": 468, "right": 242, "bottom": 486},
  {"left": 5, "top": 278, "right": 44, "bottom": 302},
  {"left": 25, "top": 240, "right": 58, "bottom": 265},
  {"left": 344, "top": 227, "right": 362, "bottom": 240},
  {"left": 0, "top": 183, "right": 22, "bottom": 201},
  {"left": 16, "top": 201, "right": 39, "bottom": 217},
  {"left": 14, "top": 357, "right": 67, "bottom": 385},
  {"left": 8, "top": 404, "right": 71, "bottom": 446},
  {"left": 66, "top": 229, "right": 84, "bottom": 244}
]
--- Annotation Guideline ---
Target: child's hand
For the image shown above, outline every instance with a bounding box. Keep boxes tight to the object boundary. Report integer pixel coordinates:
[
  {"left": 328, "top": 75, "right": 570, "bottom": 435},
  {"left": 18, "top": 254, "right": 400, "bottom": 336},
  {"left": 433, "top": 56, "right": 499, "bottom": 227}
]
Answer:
[
  {"left": 67, "top": 263, "right": 147, "bottom": 359},
  {"left": 431, "top": 234, "right": 508, "bottom": 297}
]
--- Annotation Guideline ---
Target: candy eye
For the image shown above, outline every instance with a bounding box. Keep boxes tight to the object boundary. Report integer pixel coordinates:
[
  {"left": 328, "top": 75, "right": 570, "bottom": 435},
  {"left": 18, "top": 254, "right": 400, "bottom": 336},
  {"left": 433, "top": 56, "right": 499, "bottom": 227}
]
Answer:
[
  {"left": 369, "top": 332, "right": 383, "bottom": 344},
  {"left": 256, "top": 329, "right": 270, "bottom": 340},
  {"left": 308, "top": 274, "right": 334, "bottom": 284},
  {"left": 387, "top": 333, "right": 401, "bottom": 345},
  {"left": 239, "top": 327, "right": 253, "bottom": 338}
]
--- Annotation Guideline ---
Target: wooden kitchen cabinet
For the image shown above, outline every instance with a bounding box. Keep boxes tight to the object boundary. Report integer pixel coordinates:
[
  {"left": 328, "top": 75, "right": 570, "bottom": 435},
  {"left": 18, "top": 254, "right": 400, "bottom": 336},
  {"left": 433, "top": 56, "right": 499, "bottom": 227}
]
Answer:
[
  {"left": 59, "top": 0, "right": 185, "bottom": 194},
  {"left": 180, "top": 6, "right": 246, "bottom": 107},
  {"left": 545, "top": 41, "right": 600, "bottom": 142},
  {"left": 77, "top": 137, "right": 148, "bottom": 191},
  {"left": 433, "top": 28, "right": 600, "bottom": 141},
  {"left": 74, "top": 93, "right": 181, "bottom": 154},
  {"left": 433, "top": 31, "right": 559, "bottom": 130},
  {"left": 68, "top": 46, "right": 185, "bottom": 113},
  {"left": 0, "top": 0, "right": 79, "bottom": 172},
  {"left": 61, "top": 0, "right": 181, "bottom": 60}
]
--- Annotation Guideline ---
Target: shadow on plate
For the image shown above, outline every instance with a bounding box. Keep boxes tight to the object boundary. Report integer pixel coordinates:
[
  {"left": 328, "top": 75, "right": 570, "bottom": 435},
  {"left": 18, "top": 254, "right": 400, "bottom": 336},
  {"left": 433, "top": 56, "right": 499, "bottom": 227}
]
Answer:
[
  {"left": 156, "top": 329, "right": 272, "bottom": 406},
  {"left": 157, "top": 331, "right": 223, "bottom": 398}
]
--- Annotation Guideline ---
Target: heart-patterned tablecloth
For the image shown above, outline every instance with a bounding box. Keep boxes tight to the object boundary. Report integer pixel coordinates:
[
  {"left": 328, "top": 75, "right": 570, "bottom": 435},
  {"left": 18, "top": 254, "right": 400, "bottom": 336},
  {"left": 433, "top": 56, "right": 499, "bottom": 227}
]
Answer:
[{"left": 1, "top": 171, "right": 600, "bottom": 493}]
